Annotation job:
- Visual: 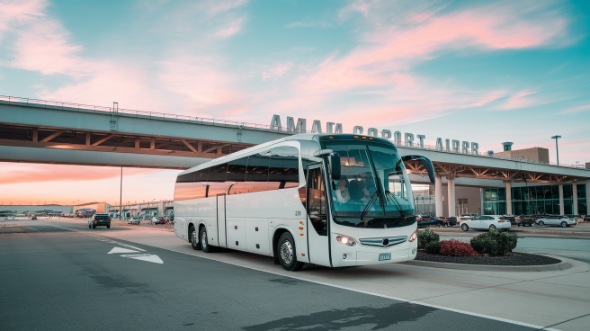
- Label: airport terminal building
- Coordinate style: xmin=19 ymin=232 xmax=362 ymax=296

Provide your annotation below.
xmin=408 ymin=141 xmax=589 ymax=218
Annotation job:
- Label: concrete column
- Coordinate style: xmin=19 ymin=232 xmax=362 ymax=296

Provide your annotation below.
xmin=447 ymin=177 xmax=456 ymax=217
xmin=435 ymin=175 xmax=443 ymax=217
xmin=558 ymin=183 xmax=565 ymax=215
xmin=572 ymin=183 xmax=578 ymax=215
xmin=504 ymin=181 xmax=512 ymax=215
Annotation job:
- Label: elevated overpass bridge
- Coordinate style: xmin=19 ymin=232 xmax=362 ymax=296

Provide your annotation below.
xmin=1 ymin=95 xmax=589 ymax=215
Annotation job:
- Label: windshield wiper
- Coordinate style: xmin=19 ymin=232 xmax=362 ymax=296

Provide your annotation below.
xmin=385 ymin=190 xmax=406 ymax=218
xmin=360 ymin=191 xmax=379 ymax=221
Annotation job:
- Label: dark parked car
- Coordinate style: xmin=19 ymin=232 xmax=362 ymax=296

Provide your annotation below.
xmin=517 ymin=215 xmax=535 ymax=227
xmin=416 ymin=215 xmax=436 ymax=228
xmin=88 ymin=213 xmax=111 ymax=229
xmin=500 ymin=215 xmax=517 ymax=226
xmin=434 ymin=216 xmax=457 ymax=227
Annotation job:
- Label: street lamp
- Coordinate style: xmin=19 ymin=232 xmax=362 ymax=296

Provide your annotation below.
xmin=551 ymin=135 xmax=561 ymax=166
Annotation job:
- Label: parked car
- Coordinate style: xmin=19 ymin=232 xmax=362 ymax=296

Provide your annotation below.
xmin=88 ymin=213 xmax=111 ymax=229
xmin=154 ymin=217 xmax=168 ymax=225
xmin=445 ymin=216 xmax=458 ymax=227
xmin=584 ymin=215 xmax=590 ymax=222
xmin=433 ymin=216 xmax=457 ymax=227
xmin=416 ymin=214 xmax=436 ymax=228
xmin=564 ymin=215 xmax=583 ymax=223
xmin=458 ymin=214 xmax=477 ymax=224
xmin=127 ymin=217 xmax=141 ymax=225
xmin=517 ymin=215 xmax=535 ymax=227
xmin=460 ymin=215 xmax=511 ymax=232
xmin=500 ymin=215 xmax=517 ymax=226
xmin=536 ymin=215 xmax=576 ymax=227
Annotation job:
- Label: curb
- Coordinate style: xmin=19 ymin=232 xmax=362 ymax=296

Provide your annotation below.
xmin=403 ymin=259 xmax=573 ymax=272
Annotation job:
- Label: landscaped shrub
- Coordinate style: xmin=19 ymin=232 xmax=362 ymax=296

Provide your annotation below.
xmin=418 ymin=228 xmax=439 ymax=250
xmin=425 ymin=240 xmax=441 ymax=254
xmin=439 ymin=239 xmax=479 ymax=257
xmin=470 ymin=230 xmax=518 ymax=256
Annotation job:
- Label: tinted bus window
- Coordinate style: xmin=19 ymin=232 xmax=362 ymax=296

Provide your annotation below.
xmin=245 ymin=153 xmax=272 ymax=193
xmin=206 ymin=164 xmax=228 ymax=197
xmin=269 ymin=146 xmax=299 ymax=189
xmin=227 ymin=157 xmax=247 ymax=195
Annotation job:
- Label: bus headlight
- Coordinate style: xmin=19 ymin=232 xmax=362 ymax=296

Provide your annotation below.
xmin=336 ymin=235 xmax=357 ymax=247
xmin=408 ymin=230 xmax=417 ymax=243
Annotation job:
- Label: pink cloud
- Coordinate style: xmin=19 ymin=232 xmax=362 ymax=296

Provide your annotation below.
xmin=11 ymin=19 xmax=89 ymax=76
xmin=561 ymin=104 xmax=590 ymax=114
xmin=0 ymin=0 xmax=45 ymax=33
xmin=157 ymin=53 xmax=245 ymax=111
xmin=270 ymin=0 xmax=571 ymax=127
xmin=497 ymin=89 xmax=542 ymax=110
xmin=261 ymin=62 xmax=294 ymax=81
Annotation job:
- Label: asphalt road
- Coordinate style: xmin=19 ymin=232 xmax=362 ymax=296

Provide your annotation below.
xmin=0 ymin=220 xmax=540 ymax=331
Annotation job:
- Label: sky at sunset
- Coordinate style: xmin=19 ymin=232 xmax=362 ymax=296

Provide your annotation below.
xmin=1 ymin=0 xmax=589 ymax=206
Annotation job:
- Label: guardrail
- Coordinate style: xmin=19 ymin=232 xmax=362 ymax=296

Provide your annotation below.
xmin=0 ymin=94 xmax=275 ymax=132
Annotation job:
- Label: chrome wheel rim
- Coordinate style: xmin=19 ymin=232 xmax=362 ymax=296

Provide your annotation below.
xmin=201 ymin=230 xmax=207 ymax=249
xmin=280 ymin=240 xmax=294 ymax=265
xmin=191 ymin=229 xmax=197 ymax=246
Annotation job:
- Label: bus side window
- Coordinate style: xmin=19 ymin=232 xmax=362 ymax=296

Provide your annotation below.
xmin=307 ymin=167 xmax=327 ymax=236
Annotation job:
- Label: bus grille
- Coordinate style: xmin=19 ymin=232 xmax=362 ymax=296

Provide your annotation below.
xmin=359 ymin=236 xmax=407 ymax=247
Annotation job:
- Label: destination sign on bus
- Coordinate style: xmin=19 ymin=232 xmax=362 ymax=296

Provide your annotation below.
xmin=269 ymin=114 xmax=479 ymax=156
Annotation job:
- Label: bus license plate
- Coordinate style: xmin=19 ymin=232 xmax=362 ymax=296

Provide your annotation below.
xmin=379 ymin=253 xmax=391 ymax=261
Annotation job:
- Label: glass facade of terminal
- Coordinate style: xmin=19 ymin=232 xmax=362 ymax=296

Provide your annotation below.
xmin=483 ymin=184 xmax=587 ymax=216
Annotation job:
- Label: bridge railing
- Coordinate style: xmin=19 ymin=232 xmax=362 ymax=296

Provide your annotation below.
xmin=0 ymin=94 xmax=275 ymax=132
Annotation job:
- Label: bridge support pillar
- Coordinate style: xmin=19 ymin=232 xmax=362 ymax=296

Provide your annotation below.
xmin=447 ymin=177 xmax=456 ymax=217
xmin=504 ymin=181 xmax=512 ymax=215
xmin=559 ymin=183 xmax=565 ymax=215
xmin=572 ymin=183 xmax=578 ymax=215
xmin=435 ymin=175 xmax=443 ymax=217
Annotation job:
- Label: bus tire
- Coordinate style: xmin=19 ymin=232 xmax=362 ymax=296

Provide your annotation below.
xmin=200 ymin=226 xmax=212 ymax=253
xmin=277 ymin=232 xmax=303 ymax=271
xmin=189 ymin=225 xmax=200 ymax=250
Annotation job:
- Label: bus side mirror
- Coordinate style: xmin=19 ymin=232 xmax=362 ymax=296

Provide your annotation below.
xmin=330 ymin=153 xmax=341 ymax=180
xmin=401 ymin=155 xmax=435 ymax=184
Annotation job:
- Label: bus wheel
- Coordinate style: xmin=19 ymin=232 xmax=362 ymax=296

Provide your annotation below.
xmin=200 ymin=226 xmax=211 ymax=253
xmin=277 ymin=232 xmax=303 ymax=271
xmin=189 ymin=225 xmax=200 ymax=250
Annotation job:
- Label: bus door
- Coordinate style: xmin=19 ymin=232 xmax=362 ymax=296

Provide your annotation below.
xmin=306 ymin=165 xmax=331 ymax=267
xmin=217 ymin=194 xmax=227 ymax=247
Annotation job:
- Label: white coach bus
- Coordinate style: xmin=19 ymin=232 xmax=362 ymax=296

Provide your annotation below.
xmin=174 ymin=134 xmax=434 ymax=271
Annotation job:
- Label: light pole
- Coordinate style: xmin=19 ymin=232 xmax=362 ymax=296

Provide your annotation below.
xmin=119 ymin=167 xmax=123 ymax=221
xmin=551 ymin=135 xmax=561 ymax=166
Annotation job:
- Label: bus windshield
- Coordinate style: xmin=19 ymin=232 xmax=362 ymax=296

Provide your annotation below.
xmin=322 ymin=140 xmax=415 ymax=228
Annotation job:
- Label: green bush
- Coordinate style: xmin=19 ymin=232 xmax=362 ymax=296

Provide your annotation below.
xmin=470 ymin=230 xmax=518 ymax=256
xmin=418 ymin=228 xmax=439 ymax=250
xmin=425 ymin=241 xmax=441 ymax=254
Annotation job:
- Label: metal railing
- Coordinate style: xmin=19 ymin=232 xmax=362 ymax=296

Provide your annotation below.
xmin=0 ymin=94 xmax=275 ymax=132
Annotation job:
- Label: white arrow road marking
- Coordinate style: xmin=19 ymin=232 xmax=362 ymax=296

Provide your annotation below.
xmin=100 ymin=240 xmax=145 ymax=252
xmin=120 ymin=253 xmax=164 ymax=264
xmin=108 ymin=247 xmax=139 ymax=254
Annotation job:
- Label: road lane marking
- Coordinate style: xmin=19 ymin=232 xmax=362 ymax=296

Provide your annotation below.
xmin=108 ymin=247 xmax=139 ymax=254
xmin=120 ymin=253 xmax=164 ymax=264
